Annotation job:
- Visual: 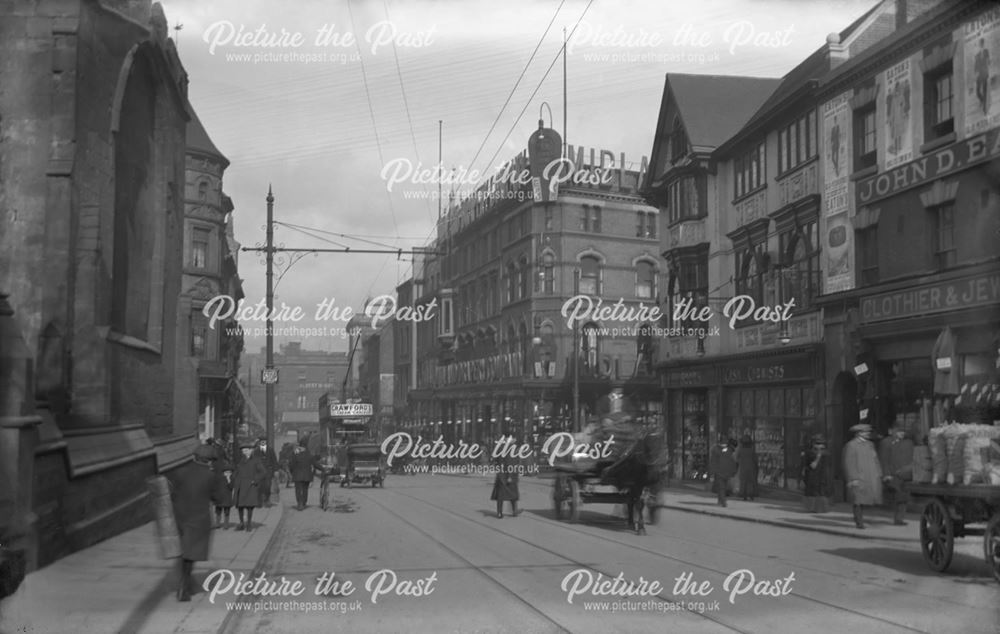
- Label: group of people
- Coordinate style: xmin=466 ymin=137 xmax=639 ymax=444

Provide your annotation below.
xmin=168 ymin=436 xmax=280 ymax=601
xmin=706 ymin=422 xmax=914 ymax=530
xmin=707 ymin=431 xmax=758 ymax=507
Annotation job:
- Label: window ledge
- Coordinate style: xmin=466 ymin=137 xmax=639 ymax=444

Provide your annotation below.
xmin=732 ymin=184 xmax=767 ymax=205
xmin=850 ymin=165 xmax=878 ymax=181
xmin=919 ymin=133 xmax=956 ymax=154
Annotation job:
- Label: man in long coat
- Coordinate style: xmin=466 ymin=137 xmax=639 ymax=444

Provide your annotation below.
xmin=289 ymin=442 xmax=315 ymax=510
xmin=879 ymin=420 xmax=914 ymax=526
xmin=170 ymin=445 xmax=221 ymax=601
xmin=233 ymin=444 xmax=268 ymax=531
xmin=843 ymin=423 xmax=883 ymax=529
xmin=254 ymin=437 xmax=279 ymax=507
xmin=709 ymin=435 xmax=738 ymax=507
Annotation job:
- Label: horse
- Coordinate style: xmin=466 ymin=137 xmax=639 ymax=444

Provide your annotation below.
xmin=601 ymin=431 xmax=667 ymax=535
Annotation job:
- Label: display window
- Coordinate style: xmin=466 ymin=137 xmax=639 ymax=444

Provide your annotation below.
xmin=681 ymin=390 xmax=709 ymax=480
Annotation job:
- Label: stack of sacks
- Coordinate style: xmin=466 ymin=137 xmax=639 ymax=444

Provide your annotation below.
xmin=929 ymin=424 xmax=1000 ymax=485
xmin=929 ymin=428 xmax=948 ymax=484
xmin=911 ymin=445 xmax=933 ymax=483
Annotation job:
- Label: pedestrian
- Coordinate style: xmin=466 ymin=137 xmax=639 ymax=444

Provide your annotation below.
xmin=735 ymin=430 xmax=757 ymax=501
xmin=289 ymin=441 xmax=315 ymax=510
xmin=801 ymin=434 xmax=831 ymax=513
xmin=213 ymin=462 xmax=235 ymax=529
xmin=254 ymin=437 xmax=279 ymax=507
xmin=170 ymin=445 xmax=221 ymax=602
xmin=709 ymin=434 xmax=738 ymax=507
xmin=490 ymin=453 xmax=520 ymax=518
xmin=879 ymin=420 xmax=914 ymax=526
xmin=843 ymin=423 xmax=883 ymax=529
xmin=279 ymin=442 xmax=295 ymax=488
xmin=233 ymin=443 xmax=268 ymax=531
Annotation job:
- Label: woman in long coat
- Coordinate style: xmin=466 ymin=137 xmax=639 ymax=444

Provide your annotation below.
xmin=233 ymin=444 xmax=268 ymax=531
xmin=843 ymin=423 xmax=883 ymax=528
xmin=735 ymin=432 xmax=757 ymax=501
xmin=801 ymin=435 xmax=831 ymax=513
xmin=490 ymin=454 xmax=520 ymax=518
xmin=170 ymin=445 xmax=220 ymax=601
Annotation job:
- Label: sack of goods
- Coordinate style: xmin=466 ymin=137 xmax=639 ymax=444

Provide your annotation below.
xmin=911 ymin=445 xmax=933 ymax=483
xmin=926 ymin=424 xmax=1000 ymax=485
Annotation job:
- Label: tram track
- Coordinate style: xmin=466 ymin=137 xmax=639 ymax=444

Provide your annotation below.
xmin=360 ymin=482 xmax=933 ymax=634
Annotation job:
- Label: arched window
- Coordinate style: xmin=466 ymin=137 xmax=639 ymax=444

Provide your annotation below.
xmin=780 ymin=220 xmax=820 ymax=310
xmin=578 ymin=255 xmax=601 ymax=295
xmin=198 ymin=179 xmax=209 ymax=201
xmin=636 ymin=260 xmax=656 ymax=299
xmin=541 ymin=252 xmax=555 ymax=294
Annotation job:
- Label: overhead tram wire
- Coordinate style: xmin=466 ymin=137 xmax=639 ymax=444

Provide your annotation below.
xmin=274 ymin=221 xmax=405 ymax=251
xmin=479 ymin=0 xmax=595 ymax=184
xmin=347 ymin=0 xmax=400 ymax=239
xmin=463 ymin=0 xmax=566 ymax=182
xmin=383 ymin=0 xmax=436 ymax=225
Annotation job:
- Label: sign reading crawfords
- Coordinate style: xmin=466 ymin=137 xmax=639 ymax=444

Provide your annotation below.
xmin=329 ymin=403 xmax=374 ymax=417
xmin=856 ymin=126 xmax=1000 ymax=205
xmin=860 ymin=271 xmax=1000 ymax=323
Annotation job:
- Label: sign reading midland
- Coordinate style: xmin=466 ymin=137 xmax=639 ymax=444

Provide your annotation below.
xmin=855 ymin=127 xmax=1000 ymax=205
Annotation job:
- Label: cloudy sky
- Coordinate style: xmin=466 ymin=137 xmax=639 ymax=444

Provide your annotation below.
xmin=163 ymin=0 xmax=878 ymax=353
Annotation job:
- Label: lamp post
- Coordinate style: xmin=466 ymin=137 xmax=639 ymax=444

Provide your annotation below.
xmin=572 ymin=268 xmax=581 ymax=432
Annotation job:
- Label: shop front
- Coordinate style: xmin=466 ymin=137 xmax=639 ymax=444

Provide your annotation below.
xmin=663 ymin=366 xmax=717 ymax=483
xmin=854 ymin=265 xmax=1000 ymax=439
xmin=719 ymin=350 xmax=823 ymax=492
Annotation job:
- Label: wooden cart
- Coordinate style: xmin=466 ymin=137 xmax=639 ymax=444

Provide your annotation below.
xmin=905 ymin=482 xmax=1000 ymax=583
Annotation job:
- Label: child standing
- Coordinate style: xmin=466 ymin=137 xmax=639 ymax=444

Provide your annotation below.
xmin=213 ymin=462 xmax=235 ymax=529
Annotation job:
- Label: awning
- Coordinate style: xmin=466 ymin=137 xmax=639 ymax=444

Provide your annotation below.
xmin=232 ymin=378 xmax=265 ymax=427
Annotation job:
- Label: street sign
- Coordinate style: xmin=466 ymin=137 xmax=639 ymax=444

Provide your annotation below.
xmin=329 ymin=402 xmax=373 ymax=417
xmin=261 ymin=368 xmax=279 ymax=384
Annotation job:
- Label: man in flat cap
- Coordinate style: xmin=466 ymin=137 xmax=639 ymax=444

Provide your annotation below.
xmin=879 ymin=420 xmax=914 ymax=525
xmin=843 ymin=423 xmax=883 ymax=529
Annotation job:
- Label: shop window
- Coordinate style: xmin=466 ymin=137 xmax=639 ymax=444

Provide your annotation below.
xmin=578 ymin=256 xmax=601 ymax=296
xmin=924 ymin=64 xmax=954 ymax=140
xmin=853 ymin=105 xmax=877 ymax=171
xmin=681 ymin=390 xmax=709 ymax=480
xmin=933 ymin=204 xmax=956 ymax=269
xmin=635 ymin=260 xmax=656 ymax=299
xmin=857 ymin=226 xmax=879 ymax=285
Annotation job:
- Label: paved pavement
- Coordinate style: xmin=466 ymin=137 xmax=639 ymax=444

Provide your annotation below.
xmin=0 ymin=498 xmax=284 ymax=634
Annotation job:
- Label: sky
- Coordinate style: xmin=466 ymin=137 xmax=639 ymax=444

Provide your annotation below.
xmin=163 ymin=0 xmax=880 ymax=353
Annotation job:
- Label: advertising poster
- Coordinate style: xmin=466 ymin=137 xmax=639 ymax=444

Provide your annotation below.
xmin=821 ymin=92 xmax=855 ymax=294
xmin=964 ymin=6 xmax=1000 ymax=136
xmin=883 ymin=59 xmax=913 ymax=169
xmin=1 ymin=2 xmax=999 ymax=634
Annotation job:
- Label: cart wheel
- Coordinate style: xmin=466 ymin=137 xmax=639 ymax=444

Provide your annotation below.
xmin=920 ymin=498 xmax=955 ymax=573
xmin=568 ymin=478 xmax=581 ymax=523
xmin=553 ymin=476 xmax=567 ymax=520
xmin=984 ymin=513 xmax=1000 ymax=583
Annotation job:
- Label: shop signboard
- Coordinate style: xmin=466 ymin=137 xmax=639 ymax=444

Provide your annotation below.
xmin=860 ymin=271 xmax=1000 ymax=323
xmin=720 ymin=355 xmax=815 ymax=385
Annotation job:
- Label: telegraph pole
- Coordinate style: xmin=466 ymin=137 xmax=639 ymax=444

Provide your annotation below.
xmin=265 ymin=186 xmax=275 ymax=450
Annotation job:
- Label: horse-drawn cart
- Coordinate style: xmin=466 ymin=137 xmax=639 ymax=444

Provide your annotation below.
xmin=550 ymin=419 xmax=666 ymax=535
xmin=905 ymin=482 xmax=1000 ymax=583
